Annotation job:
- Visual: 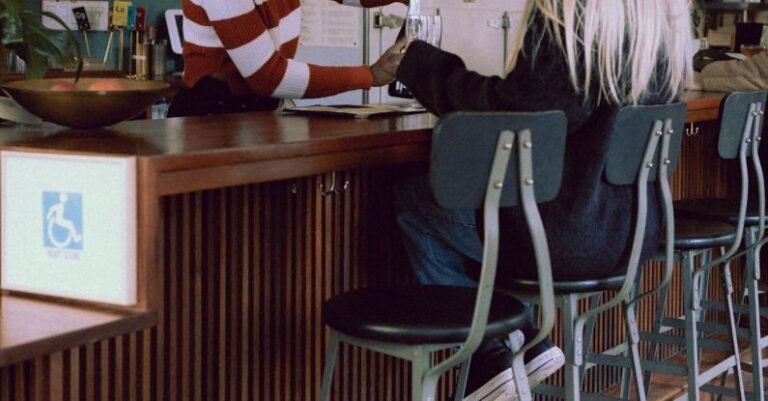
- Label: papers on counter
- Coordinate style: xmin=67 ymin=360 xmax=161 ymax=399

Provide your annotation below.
xmin=283 ymin=103 xmax=426 ymax=119
xmin=724 ymin=52 xmax=748 ymax=61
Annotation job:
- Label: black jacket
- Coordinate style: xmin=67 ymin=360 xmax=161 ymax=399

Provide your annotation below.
xmin=397 ymin=13 xmax=671 ymax=281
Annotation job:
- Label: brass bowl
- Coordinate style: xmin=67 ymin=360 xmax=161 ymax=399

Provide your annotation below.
xmin=2 ymin=78 xmax=171 ymax=129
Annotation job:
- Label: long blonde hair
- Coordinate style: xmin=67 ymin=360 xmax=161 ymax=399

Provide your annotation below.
xmin=508 ymin=0 xmax=693 ymax=104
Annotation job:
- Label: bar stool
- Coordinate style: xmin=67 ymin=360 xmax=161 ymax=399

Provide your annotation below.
xmin=319 ymin=111 xmax=567 ymax=401
xmin=651 ymin=91 xmax=767 ymax=401
xmin=502 ymin=103 xmax=687 ymax=401
xmin=641 ymin=220 xmax=745 ymax=401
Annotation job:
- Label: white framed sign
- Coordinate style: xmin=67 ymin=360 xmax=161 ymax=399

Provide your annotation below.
xmin=1 ymin=151 xmax=137 ymax=306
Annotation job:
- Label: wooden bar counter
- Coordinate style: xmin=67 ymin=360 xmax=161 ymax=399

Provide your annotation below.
xmin=0 ymin=91 xmax=735 ymax=401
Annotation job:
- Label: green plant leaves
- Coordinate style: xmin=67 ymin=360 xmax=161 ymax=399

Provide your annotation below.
xmin=0 ymin=0 xmax=82 ymax=81
xmin=0 ymin=0 xmax=24 ymax=45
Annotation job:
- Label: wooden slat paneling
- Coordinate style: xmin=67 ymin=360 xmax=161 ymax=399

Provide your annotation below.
xmin=0 ymin=119 xmax=747 ymax=400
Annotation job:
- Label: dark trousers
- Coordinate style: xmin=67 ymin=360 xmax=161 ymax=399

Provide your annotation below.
xmin=167 ymin=76 xmax=280 ymax=118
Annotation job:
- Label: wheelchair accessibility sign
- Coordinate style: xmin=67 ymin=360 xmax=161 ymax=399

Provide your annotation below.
xmin=43 ymin=191 xmax=83 ymax=250
xmin=2 ymin=151 xmax=137 ymax=305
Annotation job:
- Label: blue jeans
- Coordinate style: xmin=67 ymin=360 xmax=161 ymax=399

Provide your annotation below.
xmin=394 ymin=173 xmax=482 ymax=287
xmin=394 ymin=173 xmax=537 ymax=336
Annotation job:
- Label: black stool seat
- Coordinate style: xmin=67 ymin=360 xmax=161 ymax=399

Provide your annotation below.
xmin=322 ymin=286 xmax=527 ymax=344
xmin=505 ymin=275 xmax=626 ymax=294
xmin=675 ymin=198 xmax=768 ymax=226
xmin=671 ymin=216 xmax=737 ymax=250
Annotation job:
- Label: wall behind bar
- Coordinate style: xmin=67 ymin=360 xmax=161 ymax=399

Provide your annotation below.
xmin=22 ymin=0 xmax=182 ymax=73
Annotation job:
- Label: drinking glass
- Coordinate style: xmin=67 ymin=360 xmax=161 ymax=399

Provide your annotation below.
xmin=405 ymin=14 xmax=442 ymax=47
xmin=388 ymin=13 xmax=442 ymax=100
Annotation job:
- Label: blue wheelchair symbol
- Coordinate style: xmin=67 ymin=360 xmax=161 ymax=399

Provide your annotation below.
xmin=43 ymin=191 xmax=83 ymax=250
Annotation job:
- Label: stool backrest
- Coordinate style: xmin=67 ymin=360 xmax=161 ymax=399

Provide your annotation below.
xmin=431 ymin=111 xmax=567 ymax=209
xmin=718 ymin=91 xmax=766 ymax=159
xmin=600 ymin=103 xmax=686 ymax=312
xmin=427 ymin=111 xmax=566 ymax=379
xmin=605 ymin=103 xmax=686 ymax=185
xmin=719 ymin=91 xmax=767 ymax=253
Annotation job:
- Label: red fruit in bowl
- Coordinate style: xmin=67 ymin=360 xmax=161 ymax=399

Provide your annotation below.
xmin=87 ymin=79 xmax=125 ymax=91
xmin=50 ymin=82 xmax=77 ymax=91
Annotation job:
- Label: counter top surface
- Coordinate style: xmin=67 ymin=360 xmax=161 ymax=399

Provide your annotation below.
xmin=0 ymin=109 xmax=437 ymax=159
xmin=682 ymin=89 xmax=726 ymax=110
xmin=0 ymin=294 xmax=156 ymax=367
xmin=0 ymin=90 xmax=727 ymax=193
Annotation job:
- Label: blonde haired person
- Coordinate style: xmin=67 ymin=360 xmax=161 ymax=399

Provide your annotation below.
xmin=393 ymin=1 xmax=693 ymax=400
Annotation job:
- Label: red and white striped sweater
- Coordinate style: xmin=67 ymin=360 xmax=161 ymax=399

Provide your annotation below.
xmin=183 ymin=0 xmax=400 ymax=98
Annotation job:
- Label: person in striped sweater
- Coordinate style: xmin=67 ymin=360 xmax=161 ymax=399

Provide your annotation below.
xmin=168 ymin=0 xmax=407 ymax=117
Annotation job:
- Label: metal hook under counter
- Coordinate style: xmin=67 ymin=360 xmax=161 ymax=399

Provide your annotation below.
xmin=685 ymin=122 xmax=700 ymax=137
xmin=318 ymin=172 xmax=350 ymax=196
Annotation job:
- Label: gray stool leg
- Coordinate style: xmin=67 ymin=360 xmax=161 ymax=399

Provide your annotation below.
xmin=562 ymin=294 xmax=582 ymax=401
xmin=744 ymin=228 xmax=766 ymax=401
xmin=696 ymin=250 xmax=712 ymax=362
xmin=747 ymin=239 xmax=766 ymax=401
xmin=621 ymin=281 xmax=642 ymax=401
xmin=453 ymin=358 xmax=471 ymax=401
xmin=722 ymin=263 xmax=747 ymax=401
xmin=683 ymin=250 xmax=702 ymax=401
xmin=625 ymin=299 xmax=648 ymax=401
xmin=644 ymin=269 xmax=671 ymax=393
xmin=693 ymin=250 xmax=710 ymax=383
xmin=737 ymin=227 xmax=758 ymax=326
xmin=319 ymin=331 xmax=341 ymax=401
xmin=412 ymin=347 xmax=432 ymax=401
xmin=580 ymin=293 xmax=601 ymax=384
xmin=510 ymin=332 xmax=533 ymax=401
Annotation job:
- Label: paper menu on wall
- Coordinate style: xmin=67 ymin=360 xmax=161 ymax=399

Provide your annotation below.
xmin=300 ymin=0 xmax=361 ymax=48
xmin=42 ymin=0 xmax=110 ymax=31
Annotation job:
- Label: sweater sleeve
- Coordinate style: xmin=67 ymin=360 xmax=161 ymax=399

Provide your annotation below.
xmin=396 ymin=8 xmax=679 ymax=116
xmin=396 ymin=31 xmax=590 ymax=124
xmin=700 ymin=52 xmax=768 ymax=92
xmin=189 ymin=0 xmax=374 ymax=98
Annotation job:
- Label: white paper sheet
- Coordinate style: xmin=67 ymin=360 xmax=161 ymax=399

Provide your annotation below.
xmin=42 ymin=0 xmax=110 ymax=31
xmin=300 ymin=0 xmax=361 ymax=48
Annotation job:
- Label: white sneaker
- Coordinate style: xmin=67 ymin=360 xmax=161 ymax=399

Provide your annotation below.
xmin=462 ymin=334 xmax=565 ymax=401
xmin=525 ymin=345 xmax=565 ymax=388
xmin=463 ymin=368 xmax=517 ymax=401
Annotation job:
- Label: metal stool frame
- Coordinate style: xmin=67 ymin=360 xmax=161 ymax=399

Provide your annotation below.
xmin=319 ymin=111 xmax=567 ymax=401
xmin=642 ymin=92 xmax=767 ymax=401
xmin=504 ymin=103 xmax=687 ymax=401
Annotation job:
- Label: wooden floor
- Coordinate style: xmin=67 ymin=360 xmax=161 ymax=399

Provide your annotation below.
xmin=604 ymin=346 xmax=767 ymax=401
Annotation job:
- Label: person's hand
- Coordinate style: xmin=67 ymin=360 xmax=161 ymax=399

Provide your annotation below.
xmin=370 ymin=38 xmax=408 ymax=86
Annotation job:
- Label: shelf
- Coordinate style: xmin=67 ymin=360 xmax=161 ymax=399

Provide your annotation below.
xmin=700 ymin=1 xmax=768 ymax=11
xmin=2 ymin=69 xmax=126 ymax=82
xmin=0 ymin=294 xmax=156 ymax=367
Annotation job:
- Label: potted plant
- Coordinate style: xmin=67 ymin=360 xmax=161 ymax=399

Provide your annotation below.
xmin=0 ymin=0 xmax=82 ymax=80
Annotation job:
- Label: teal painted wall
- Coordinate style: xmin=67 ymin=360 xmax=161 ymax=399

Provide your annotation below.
xmin=25 ymin=0 xmax=182 ymax=73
